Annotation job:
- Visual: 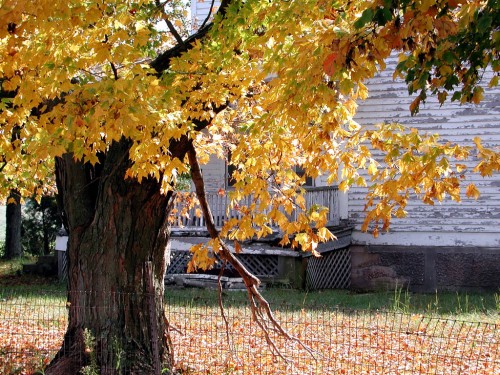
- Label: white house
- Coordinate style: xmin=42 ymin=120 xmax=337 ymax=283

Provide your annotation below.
xmin=349 ymin=57 xmax=500 ymax=291
xmin=167 ymin=1 xmax=500 ymax=291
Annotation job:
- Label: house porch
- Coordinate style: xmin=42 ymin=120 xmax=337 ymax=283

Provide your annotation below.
xmin=167 ymin=186 xmax=353 ymax=289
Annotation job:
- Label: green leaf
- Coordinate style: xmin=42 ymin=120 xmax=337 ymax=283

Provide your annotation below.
xmin=353 ymin=8 xmax=374 ymax=29
xmin=451 ymin=91 xmax=462 ymax=101
xmin=476 ymin=14 xmax=492 ymax=32
xmin=374 ymin=7 xmax=392 ymax=26
xmin=442 ymin=51 xmax=455 ymax=64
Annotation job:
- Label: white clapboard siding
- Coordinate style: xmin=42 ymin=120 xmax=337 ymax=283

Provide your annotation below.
xmin=351 ymin=55 xmax=500 ymax=247
xmin=191 ymin=0 xmax=219 ymax=31
xmin=190 ymin=1 xmax=499 ymax=247
xmin=201 ymin=154 xmax=227 ymax=191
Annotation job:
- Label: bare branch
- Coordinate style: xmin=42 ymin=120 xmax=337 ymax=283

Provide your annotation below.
xmin=0 ymin=156 xmax=6 ymax=173
xmin=110 ymin=62 xmax=119 ymax=80
xmin=150 ymin=0 xmax=232 ymax=73
xmin=217 ymin=262 xmax=236 ymax=358
xmin=199 ymin=0 xmax=217 ymax=30
xmin=155 ymin=0 xmax=185 ymax=47
xmin=187 ymin=141 xmax=316 ymax=362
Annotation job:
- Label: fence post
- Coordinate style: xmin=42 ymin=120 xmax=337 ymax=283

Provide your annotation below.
xmin=145 ymin=261 xmax=161 ymax=375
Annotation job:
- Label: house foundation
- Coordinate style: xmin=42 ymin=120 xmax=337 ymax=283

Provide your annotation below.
xmin=350 ymin=245 xmax=500 ymax=292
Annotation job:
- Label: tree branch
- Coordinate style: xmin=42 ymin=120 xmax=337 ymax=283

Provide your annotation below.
xmin=187 ymin=141 xmax=316 ymax=361
xmin=150 ymin=0 xmax=232 ymax=73
xmin=217 ymin=261 xmax=236 ymax=359
xmin=187 ymin=141 xmax=260 ymax=284
xmin=110 ymin=62 xmax=119 ymax=80
xmin=155 ymin=0 xmax=185 ymax=47
xmin=199 ymin=0 xmax=217 ymax=31
xmin=0 ymin=157 xmax=6 ymax=173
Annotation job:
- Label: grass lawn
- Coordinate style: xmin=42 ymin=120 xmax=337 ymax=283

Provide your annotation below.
xmin=1 ymin=257 xmax=498 ymax=320
xmin=166 ymin=286 xmax=500 ymax=322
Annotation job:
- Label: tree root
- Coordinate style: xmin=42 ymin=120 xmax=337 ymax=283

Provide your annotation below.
xmin=44 ymin=327 xmax=88 ymax=375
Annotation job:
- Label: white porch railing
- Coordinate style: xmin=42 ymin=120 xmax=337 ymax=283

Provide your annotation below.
xmin=171 ymin=186 xmax=340 ymax=229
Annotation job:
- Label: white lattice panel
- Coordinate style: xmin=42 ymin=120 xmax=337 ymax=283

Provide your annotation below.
xmin=237 ymin=255 xmax=279 ymax=277
xmin=306 ymin=248 xmax=351 ymax=290
xmin=166 ymin=251 xmax=280 ymax=278
xmin=167 ymin=251 xmax=192 ymax=274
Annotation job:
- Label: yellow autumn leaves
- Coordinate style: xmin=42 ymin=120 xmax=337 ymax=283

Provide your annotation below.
xmin=0 ymin=0 xmax=498 ymax=252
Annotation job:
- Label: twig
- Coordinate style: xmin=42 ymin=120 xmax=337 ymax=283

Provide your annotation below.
xmin=110 ymin=62 xmax=119 ymax=80
xmin=199 ymin=0 xmax=217 ymax=30
xmin=164 ymin=313 xmax=183 ymax=335
xmin=163 ymin=312 xmax=177 ymax=369
xmin=150 ymin=0 xmax=232 ymax=73
xmin=155 ymin=0 xmax=185 ymax=47
xmin=187 ymin=141 xmax=317 ymax=362
xmin=0 ymin=159 xmax=6 ymax=173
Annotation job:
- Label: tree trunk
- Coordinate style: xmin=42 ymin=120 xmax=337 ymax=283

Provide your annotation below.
xmin=47 ymin=139 xmax=175 ymax=374
xmin=4 ymin=189 xmax=22 ymax=259
xmin=42 ymin=208 xmax=50 ymax=255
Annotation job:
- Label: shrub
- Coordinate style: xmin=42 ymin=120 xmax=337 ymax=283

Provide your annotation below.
xmin=21 ymin=197 xmax=62 ymax=255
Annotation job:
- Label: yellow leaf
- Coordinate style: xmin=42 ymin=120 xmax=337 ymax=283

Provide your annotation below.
xmin=339 ymin=180 xmax=349 ymax=192
xmin=295 ymin=194 xmax=306 ymax=210
xmin=317 ymin=227 xmax=335 ymax=241
xmin=465 ymin=183 xmax=480 ymax=200
xmin=367 ymin=161 xmax=378 ymax=175
xmin=471 ymin=87 xmax=484 ymax=105
xmin=7 ymin=197 xmax=18 ymax=205
xmin=489 ymin=75 xmax=499 ymax=88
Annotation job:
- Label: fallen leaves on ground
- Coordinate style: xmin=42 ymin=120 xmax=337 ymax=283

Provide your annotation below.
xmin=167 ymin=304 xmax=499 ymax=375
xmin=0 ymin=298 xmax=498 ymax=374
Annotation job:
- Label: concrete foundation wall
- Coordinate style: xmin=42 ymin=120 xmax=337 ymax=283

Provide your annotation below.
xmin=351 ymin=245 xmax=500 ymax=292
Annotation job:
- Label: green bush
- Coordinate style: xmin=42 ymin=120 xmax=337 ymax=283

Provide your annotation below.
xmin=21 ymin=197 xmax=62 ymax=255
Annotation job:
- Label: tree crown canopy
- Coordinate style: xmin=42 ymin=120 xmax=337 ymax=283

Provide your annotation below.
xmin=1 ymin=0 xmax=499 ymax=252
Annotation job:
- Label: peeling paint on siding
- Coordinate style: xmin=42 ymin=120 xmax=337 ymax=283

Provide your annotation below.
xmin=351 ymin=56 xmax=500 ymax=247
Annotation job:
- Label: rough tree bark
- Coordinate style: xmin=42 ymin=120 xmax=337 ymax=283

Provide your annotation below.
xmin=47 ymin=139 xmax=179 ymax=374
xmin=4 ymin=189 xmax=22 ymax=259
xmin=0 ymin=86 xmax=21 ymax=260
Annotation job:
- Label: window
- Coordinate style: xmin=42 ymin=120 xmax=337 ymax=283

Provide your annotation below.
xmin=295 ymin=165 xmax=314 ymax=187
xmin=227 ymin=162 xmax=237 ymax=188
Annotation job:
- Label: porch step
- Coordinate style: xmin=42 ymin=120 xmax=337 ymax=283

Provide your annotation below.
xmin=167 ymin=274 xmax=264 ymax=291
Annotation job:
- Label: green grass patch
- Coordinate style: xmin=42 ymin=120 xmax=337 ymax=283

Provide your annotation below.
xmin=0 ymin=255 xmax=35 ymax=277
xmin=165 ymin=286 xmax=499 ymax=322
xmin=1 ymin=257 xmax=497 ymax=321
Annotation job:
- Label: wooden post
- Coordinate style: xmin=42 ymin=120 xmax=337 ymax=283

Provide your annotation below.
xmin=145 ymin=261 xmax=161 ymax=375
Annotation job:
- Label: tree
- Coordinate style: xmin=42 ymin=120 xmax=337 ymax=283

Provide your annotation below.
xmin=21 ymin=196 xmax=62 ymax=255
xmin=0 ymin=0 xmax=498 ymax=372
xmin=1 ymin=81 xmax=21 ymax=260
xmin=3 ymin=189 xmax=21 ymax=259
